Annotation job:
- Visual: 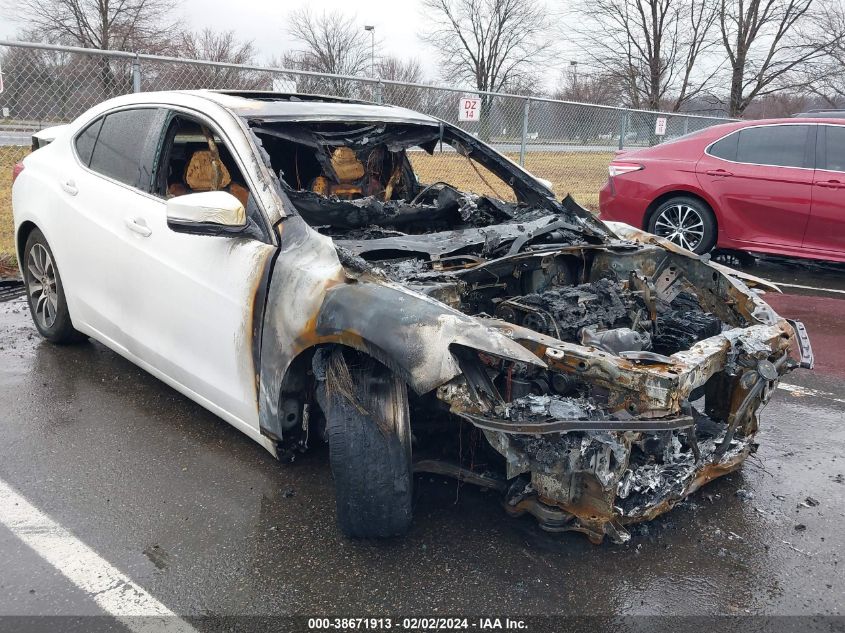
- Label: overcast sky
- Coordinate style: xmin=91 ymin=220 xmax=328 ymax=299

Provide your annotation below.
xmin=192 ymin=0 xmax=431 ymax=66
xmin=1 ymin=0 xmax=566 ymax=89
xmin=2 ymin=0 xmax=437 ymax=74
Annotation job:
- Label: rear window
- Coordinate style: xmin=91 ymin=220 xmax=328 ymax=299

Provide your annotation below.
xmin=88 ymin=108 xmax=165 ymax=191
xmin=74 ymin=118 xmax=103 ymax=166
xmin=708 ymin=132 xmax=738 ymax=161
xmin=735 ymin=125 xmax=811 ymax=168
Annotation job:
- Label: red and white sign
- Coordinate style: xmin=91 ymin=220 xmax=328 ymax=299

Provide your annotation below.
xmin=459 ymin=96 xmax=481 ymax=121
xmin=655 ymin=116 xmax=667 ymax=136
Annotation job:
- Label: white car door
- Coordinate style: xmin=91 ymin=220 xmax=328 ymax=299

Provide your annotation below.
xmin=56 ymin=107 xmax=169 ymax=350
xmin=114 ymin=109 xmax=277 ymax=437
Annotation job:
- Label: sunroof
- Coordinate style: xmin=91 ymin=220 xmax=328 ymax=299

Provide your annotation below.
xmin=211 ymin=90 xmax=373 ymax=105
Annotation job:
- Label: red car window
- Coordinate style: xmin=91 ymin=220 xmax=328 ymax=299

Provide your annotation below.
xmin=735 ymin=125 xmax=811 ymax=168
xmin=823 ymin=125 xmax=845 ymax=172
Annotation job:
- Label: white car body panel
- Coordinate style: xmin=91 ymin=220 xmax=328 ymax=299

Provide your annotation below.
xmin=32 ymin=124 xmax=69 ymax=147
xmin=12 ymin=91 xmax=281 ymax=456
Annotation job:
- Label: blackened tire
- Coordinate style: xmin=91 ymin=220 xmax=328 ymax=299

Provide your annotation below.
xmin=22 ymin=228 xmax=86 ymax=344
xmin=647 ymin=196 xmax=717 ymax=254
xmin=324 ymin=354 xmax=413 ymax=539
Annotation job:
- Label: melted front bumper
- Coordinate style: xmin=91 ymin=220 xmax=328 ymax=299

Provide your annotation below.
xmin=441 ymin=318 xmax=809 ymax=543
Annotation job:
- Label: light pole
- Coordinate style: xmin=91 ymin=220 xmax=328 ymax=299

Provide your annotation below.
xmin=364 ymin=25 xmax=375 ymax=79
xmin=570 ymin=60 xmax=578 ymax=89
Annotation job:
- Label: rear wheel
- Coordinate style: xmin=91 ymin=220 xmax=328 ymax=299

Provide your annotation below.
xmin=22 ymin=229 xmax=85 ymax=344
xmin=648 ymin=196 xmax=717 ymax=254
xmin=321 ymin=350 xmax=413 ymax=538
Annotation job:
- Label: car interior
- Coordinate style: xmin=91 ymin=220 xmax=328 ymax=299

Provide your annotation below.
xmin=251 ymin=120 xmax=523 ymax=236
xmin=156 ymin=115 xmax=251 ymax=207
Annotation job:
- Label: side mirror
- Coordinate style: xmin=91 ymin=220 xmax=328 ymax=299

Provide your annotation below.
xmin=166 ymin=191 xmax=246 ymax=233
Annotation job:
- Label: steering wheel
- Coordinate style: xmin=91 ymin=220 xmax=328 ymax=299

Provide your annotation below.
xmin=410 ymin=181 xmax=454 ymax=205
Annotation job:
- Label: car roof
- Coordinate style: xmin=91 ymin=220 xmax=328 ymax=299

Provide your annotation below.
xmin=793 ymin=110 xmax=845 ymax=118
xmin=725 ymin=116 xmax=845 ymax=129
xmin=749 ymin=116 xmax=845 ymax=124
xmin=691 ymin=116 xmax=845 ymax=140
xmin=79 ymin=90 xmax=443 ymax=128
xmin=192 ymin=90 xmax=442 ymax=125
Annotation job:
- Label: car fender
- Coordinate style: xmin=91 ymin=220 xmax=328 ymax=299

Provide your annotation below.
xmin=256 ymin=216 xmax=545 ymax=441
xmin=12 ymin=150 xmax=65 ymax=269
xmin=605 ymin=222 xmax=782 ymax=295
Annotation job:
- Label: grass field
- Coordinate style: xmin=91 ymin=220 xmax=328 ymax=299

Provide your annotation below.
xmin=0 ymin=147 xmax=612 ymax=271
xmin=0 ymin=146 xmax=29 ymax=275
xmin=409 ymin=151 xmax=612 ymax=210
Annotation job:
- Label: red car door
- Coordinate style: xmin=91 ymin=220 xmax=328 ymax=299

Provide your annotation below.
xmin=804 ymin=123 xmax=845 ymax=256
xmin=696 ymin=124 xmax=815 ymax=250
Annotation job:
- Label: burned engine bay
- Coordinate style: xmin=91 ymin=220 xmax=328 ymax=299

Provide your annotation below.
xmin=251 ymin=117 xmax=811 ymax=544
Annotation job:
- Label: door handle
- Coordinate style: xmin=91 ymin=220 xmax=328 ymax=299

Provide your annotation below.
xmin=705 ymin=169 xmax=733 ymax=177
xmin=124 ymin=217 xmax=152 ymax=237
xmin=815 ymin=179 xmax=844 ymax=189
xmin=60 ymin=178 xmax=78 ymax=196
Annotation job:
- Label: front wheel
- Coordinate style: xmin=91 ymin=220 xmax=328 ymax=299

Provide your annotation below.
xmin=647 ymin=196 xmax=717 ymax=254
xmin=321 ymin=350 xmax=413 ymax=539
xmin=22 ymin=229 xmax=86 ymax=344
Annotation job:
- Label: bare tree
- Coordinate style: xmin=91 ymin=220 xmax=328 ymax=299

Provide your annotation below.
xmin=178 ymin=29 xmax=256 ymax=65
xmin=378 ymin=56 xmax=426 ymax=108
xmin=281 ymin=9 xmax=375 ymax=97
xmin=812 ymin=2 xmax=845 ymax=106
xmin=718 ymin=0 xmax=843 ymax=116
xmin=161 ymin=29 xmax=267 ymax=90
xmin=742 ymin=91 xmax=814 ymax=117
xmin=420 ymin=0 xmax=552 ymax=138
xmin=10 ymin=0 xmax=179 ymax=51
xmin=0 ymin=32 xmax=83 ymax=120
xmin=378 ymin=57 xmax=423 ymax=84
xmin=572 ymin=0 xmax=720 ymax=112
xmin=552 ymin=68 xmax=626 ymax=106
xmin=9 ymin=0 xmax=180 ymax=96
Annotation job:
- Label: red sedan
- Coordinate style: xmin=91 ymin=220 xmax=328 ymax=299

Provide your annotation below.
xmin=599 ymin=118 xmax=845 ymax=261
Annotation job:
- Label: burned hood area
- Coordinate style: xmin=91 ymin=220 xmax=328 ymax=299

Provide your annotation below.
xmin=250 ymin=116 xmax=809 ymax=544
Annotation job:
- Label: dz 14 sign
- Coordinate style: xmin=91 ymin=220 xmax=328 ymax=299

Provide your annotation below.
xmin=459 ymin=97 xmax=481 ymax=121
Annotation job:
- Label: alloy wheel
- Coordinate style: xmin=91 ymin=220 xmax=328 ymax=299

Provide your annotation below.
xmin=653 ymin=204 xmax=705 ymax=251
xmin=27 ymin=243 xmax=58 ymax=329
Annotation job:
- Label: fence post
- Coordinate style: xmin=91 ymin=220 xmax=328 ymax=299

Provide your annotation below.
xmin=683 ymin=116 xmax=689 ymax=136
xmin=131 ymin=54 xmax=141 ymax=93
xmin=519 ymin=97 xmax=531 ymax=167
xmin=618 ymin=110 xmax=628 ymax=150
xmin=375 ymin=79 xmax=383 ymax=105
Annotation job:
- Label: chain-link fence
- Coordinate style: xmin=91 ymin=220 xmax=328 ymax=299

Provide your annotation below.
xmin=0 ymin=39 xmax=733 ymax=262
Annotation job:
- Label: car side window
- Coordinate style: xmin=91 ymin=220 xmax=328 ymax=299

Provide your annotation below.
xmin=708 ymin=132 xmax=738 ymax=161
xmin=823 ymin=125 xmax=845 ymax=172
xmin=74 ymin=117 xmax=104 ymax=167
xmin=88 ymin=108 xmax=166 ymax=192
xmin=153 ymin=113 xmax=252 ymax=210
xmin=735 ymin=125 xmax=811 ymax=168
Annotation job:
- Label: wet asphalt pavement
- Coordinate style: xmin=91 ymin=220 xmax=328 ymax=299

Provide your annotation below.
xmin=0 ymin=258 xmax=844 ymax=631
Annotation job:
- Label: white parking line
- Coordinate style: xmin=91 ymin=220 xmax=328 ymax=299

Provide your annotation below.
xmin=776 ymin=282 xmax=845 ymax=295
xmin=778 ymin=382 xmax=845 ymax=405
xmin=0 ymin=478 xmax=198 ymax=633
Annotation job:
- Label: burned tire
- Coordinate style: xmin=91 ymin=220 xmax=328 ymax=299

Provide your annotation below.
xmin=647 ymin=196 xmax=717 ymax=254
xmin=322 ymin=351 xmax=413 ymax=539
xmin=22 ymin=228 xmax=86 ymax=344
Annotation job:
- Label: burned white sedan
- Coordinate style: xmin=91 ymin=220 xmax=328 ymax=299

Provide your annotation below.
xmin=12 ymin=90 xmax=812 ymax=543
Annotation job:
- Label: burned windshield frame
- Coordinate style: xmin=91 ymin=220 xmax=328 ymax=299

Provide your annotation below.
xmin=246 ymin=116 xmax=613 ymax=241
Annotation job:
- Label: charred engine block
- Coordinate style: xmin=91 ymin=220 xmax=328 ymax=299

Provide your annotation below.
xmin=493 ymin=278 xmax=640 ymax=342
xmin=653 ymin=294 xmax=723 ymax=356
